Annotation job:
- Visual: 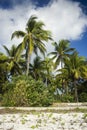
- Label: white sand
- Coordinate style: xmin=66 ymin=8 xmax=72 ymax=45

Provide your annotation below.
xmin=0 ymin=112 xmax=87 ymax=130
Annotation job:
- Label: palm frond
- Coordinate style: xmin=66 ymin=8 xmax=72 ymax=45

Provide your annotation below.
xmin=48 ymin=52 xmax=57 ymax=57
xmin=65 ymin=48 xmax=75 ymax=53
xmin=14 ymin=43 xmax=24 ymax=61
xmin=3 ymin=45 xmax=10 ymax=56
xmin=26 ymin=15 xmax=37 ymax=32
xmin=11 ymin=31 xmax=26 ymax=40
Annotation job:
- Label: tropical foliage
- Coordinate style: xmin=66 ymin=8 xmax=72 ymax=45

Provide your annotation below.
xmin=0 ymin=15 xmax=87 ymax=106
xmin=11 ymin=15 xmax=52 ymax=76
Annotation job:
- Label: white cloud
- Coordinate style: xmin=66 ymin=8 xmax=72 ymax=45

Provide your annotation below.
xmin=0 ymin=0 xmax=87 ymax=53
xmin=35 ymin=0 xmax=87 ymax=40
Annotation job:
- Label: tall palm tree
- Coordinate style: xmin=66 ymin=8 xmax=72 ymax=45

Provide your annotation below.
xmin=49 ymin=39 xmax=75 ymax=69
xmin=64 ymin=51 xmax=87 ymax=102
xmin=11 ymin=15 xmax=52 ymax=76
xmin=49 ymin=39 xmax=75 ymax=90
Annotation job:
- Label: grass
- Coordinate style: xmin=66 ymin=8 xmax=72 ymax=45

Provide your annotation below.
xmin=0 ymin=107 xmax=87 ymax=114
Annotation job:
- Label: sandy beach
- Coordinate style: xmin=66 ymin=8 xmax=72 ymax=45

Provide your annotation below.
xmin=0 ymin=112 xmax=87 ymax=130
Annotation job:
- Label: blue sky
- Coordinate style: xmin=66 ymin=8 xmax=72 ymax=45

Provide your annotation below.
xmin=71 ymin=0 xmax=87 ymax=57
xmin=0 ymin=0 xmax=87 ymax=57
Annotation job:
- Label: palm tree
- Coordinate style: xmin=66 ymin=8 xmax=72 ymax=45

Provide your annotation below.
xmin=64 ymin=51 xmax=87 ymax=102
xmin=3 ymin=44 xmax=23 ymax=76
xmin=49 ymin=39 xmax=75 ymax=91
xmin=49 ymin=39 xmax=75 ymax=69
xmin=11 ymin=15 xmax=52 ymax=76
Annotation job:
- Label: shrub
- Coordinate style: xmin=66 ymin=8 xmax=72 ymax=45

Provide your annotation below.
xmin=1 ymin=90 xmax=15 ymax=106
xmin=12 ymin=80 xmax=28 ymax=106
xmin=79 ymin=92 xmax=87 ymax=102
xmin=2 ymin=75 xmax=53 ymax=106
xmin=60 ymin=94 xmax=74 ymax=102
xmin=54 ymin=94 xmax=74 ymax=102
xmin=26 ymin=79 xmax=53 ymax=106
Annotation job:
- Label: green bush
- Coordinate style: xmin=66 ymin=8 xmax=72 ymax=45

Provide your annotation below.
xmin=12 ymin=80 xmax=29 ymax=106
xmin=79 ymin=92 xmax=87 ymax=102
xmin=1 ymin=81 xmax=16 ymax=106
xmin=60 ymin=94 xmax=74 ymax=102
xmin=27 ymin=80 xmax=53 ymax=106
xmin=1 ymin=90 xmax=15 ymax=106
xmin=54 ymin=94 xmax=74 ymax=102
xmin=2 ymin=75 xmax=53 ymax=106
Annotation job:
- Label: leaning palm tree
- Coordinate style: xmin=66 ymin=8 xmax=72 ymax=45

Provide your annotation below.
xmin=11 ymin=15 xmax=52 ymax=76
xmin=49 ymin=39 xmax=75 ymax=69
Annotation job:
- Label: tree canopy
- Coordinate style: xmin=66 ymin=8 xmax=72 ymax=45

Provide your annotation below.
xmin=0 ymin=15 xmax=87 ymax=106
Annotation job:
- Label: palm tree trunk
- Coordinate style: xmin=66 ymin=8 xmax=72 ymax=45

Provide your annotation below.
xmin=61 ymin=60 xmax=65 ymax=93
xmin=64 ymin=81 xmax=68 ymax=94
xmin=26 ymin=53 xmax=30 ymax=76
xmin=45 ymin=77 xmax=48 ymax=87
xmin=61 ymin=60 xmax=63 ymax=69
xmin=66 ymin=85 xmax=68 ymax=95
xmin=33 ymin=72 xmax=37 ymax=80
xmin=26 ymin=34 xmax=32 ymax=76
xmin=74 ymin=80 xmax=78 ymax=102
xmin=46 ymin=69 xmax=49 ymax=87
